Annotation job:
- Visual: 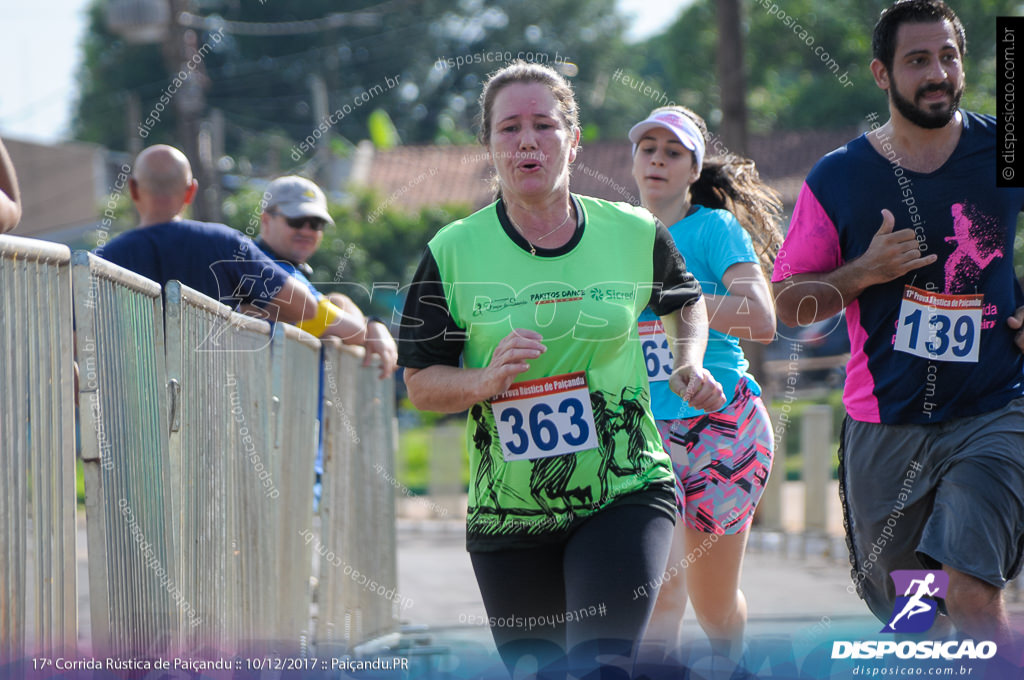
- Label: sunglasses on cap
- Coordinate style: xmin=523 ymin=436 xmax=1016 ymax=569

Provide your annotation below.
xmin=270 ymin=210 xmax=327 ymax=232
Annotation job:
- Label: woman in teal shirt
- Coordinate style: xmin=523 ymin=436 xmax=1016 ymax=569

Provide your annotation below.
xmin=630 ymin=105 xmax=783 ymax=663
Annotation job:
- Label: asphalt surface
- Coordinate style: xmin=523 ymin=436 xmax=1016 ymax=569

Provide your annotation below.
xmin=67 ymin=494 xmax=1024 ymax=679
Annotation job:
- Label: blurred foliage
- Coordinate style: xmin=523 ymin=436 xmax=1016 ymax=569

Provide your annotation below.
xmin=73 ymin=0 xmax=636 ymax=166
xmin=396 ymin=408 xmax=472 ymax=493
xmin=635 ymin=0 xmax=1024 ymax=133
xmin=220 ymin=184 xmax=469 ymax=318
xmin=74 ymin=0 xmax=1024 ymax=156
xmin=74 ymin=2 xmax=175 ymax=148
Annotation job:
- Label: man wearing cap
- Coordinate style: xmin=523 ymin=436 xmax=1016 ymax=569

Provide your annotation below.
xmin=255 ymin=175 xmax=397 ymax=378
xmin=256 ymin=175 xmax=397 ymax=507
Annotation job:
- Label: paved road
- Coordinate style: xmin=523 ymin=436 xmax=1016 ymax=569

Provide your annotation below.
xmin=393 ymin=519 xmax=1024 ymax=678
xmin=72 ymin=510 xmax=1024 ymax=677
xmin=396 ymin=520 xmax=872 ymax=640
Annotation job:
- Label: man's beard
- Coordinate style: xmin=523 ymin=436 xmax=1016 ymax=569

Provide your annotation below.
xmin=889 ymin=78 xmax=963 ymax=129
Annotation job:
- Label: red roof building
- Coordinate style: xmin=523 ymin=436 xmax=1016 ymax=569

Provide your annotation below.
xmin=353 ymin=127 xmax=862 ymax=216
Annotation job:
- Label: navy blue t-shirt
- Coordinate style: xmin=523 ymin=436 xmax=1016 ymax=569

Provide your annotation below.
xmin=773 ymin=112 xmax=1024 ymax=424
xmin=97 ymin=219 xmax=290 ymax=309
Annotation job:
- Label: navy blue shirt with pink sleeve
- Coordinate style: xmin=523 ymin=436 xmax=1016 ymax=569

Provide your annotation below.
xmin=772 ymin=112 xmax=1024 ymax=425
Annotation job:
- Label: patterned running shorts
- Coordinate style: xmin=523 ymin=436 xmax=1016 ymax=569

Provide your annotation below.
xmin=655 ymin=377 xmax=774 ymax=534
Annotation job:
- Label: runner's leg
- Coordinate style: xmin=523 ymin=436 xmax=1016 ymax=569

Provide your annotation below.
xmin=562 ymin=503 xmax=674 ymax=677
xmin=471 ymin=543 xmax=568 ymax=677
xmin=644 ymin=518 xmax=689 ymax=650
xmin=944 ymin=566 xmax=1010 ymax=646
xmin=645 ymin=419 xmax=690 ymax=651
xmin=684 ymin=527 xmax=749 ymax=660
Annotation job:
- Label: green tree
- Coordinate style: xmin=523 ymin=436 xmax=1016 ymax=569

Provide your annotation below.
xmin=74 ymin=2 xmax=179 ymax=148
xmin=72 ymin=0 xmax=637 ymax=161
xmin=633 ymin=0 xmax=1023 ymax=133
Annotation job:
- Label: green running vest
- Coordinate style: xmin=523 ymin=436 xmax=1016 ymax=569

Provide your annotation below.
xmin=429 ymin=196 xmax=675 ymax=549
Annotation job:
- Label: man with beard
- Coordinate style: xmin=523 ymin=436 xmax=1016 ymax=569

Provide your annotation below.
xmin=772 ymin=0 xmax=1024 ymax=647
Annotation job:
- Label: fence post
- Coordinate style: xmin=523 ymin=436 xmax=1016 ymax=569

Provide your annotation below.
xmin=72 ymin=251 xmax=177 ymax=658
xmin=270 ymin=324 xmax=320 ymax=649
xmin=317 ymin=340 xmax=399 ymax=655
xmin=802 ymin=405 xmax=833 ymax=536
xmin=165 ymin=280 xmax=284 ymax=653
xmin=430 ymin=425 xmax=464 ymax=520
xmin=756 ymin=408 xmax=786 ymax=532
xmin=317 ymin=340 xmax=360 ymax=659
xmin=0 ymin=236 xmax=78 ymax=662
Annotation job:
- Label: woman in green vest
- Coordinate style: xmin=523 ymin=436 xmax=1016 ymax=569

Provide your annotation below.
xmin=398 ymin=61 xmax=725 ymax=676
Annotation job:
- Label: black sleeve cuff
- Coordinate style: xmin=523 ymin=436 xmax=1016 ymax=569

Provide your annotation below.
xmin=648 ymin=222 xmax=702 ymax=316
xmin=397 ymin=248 xmax=466 ymax=368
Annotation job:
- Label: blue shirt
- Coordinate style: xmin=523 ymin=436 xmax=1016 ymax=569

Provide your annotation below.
xmin=772 ymin=111 xmax=1024 ymax=424
xmin=642 ymin=205 xmax=761 ymax=419
xmin=97 ymin=219 xmax=290 ymax=309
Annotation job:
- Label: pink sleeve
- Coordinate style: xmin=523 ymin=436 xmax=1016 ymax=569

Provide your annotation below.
xmin=771 ymin=182 xmax=843 ymax=282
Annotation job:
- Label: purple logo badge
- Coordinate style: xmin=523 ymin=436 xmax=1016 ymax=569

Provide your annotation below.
xmin=881 ymin=570 xmax=949 ymax=634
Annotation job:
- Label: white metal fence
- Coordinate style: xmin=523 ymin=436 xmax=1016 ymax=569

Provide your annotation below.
xmin=0 ymin=236 xmax=77 ymax=662
xmin=316 ymin=338 xmax=399 ymax=657
xmin=72 ymin=250 xmax=178 ymax=658
xmin=164 ymin=280 xmax=279 ymax=653
xmin=0 ymin=234 xmax=400 ymax=662
xmin=271 ymin=324 xmax=321 ymax=648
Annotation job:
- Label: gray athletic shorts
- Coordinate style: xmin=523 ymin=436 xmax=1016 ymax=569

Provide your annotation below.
xmin=838 ymin=397 xmax=1024 ymax=624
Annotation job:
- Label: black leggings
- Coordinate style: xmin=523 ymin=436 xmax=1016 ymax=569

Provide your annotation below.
xmin=470 ymin=503 xmax=674 ymax=679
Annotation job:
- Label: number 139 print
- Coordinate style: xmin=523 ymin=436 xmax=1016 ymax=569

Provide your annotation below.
xmin=893 ymin=286 xmax=982 ymax=363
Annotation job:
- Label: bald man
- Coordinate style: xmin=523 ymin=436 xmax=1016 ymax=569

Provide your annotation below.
xmin=99 ymin=145 xmax=373 ymax=346
xmin=0 ymin=137 xmax=22 ymax=233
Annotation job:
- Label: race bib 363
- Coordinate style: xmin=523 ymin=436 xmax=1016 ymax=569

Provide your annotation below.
xmin=491 ymin=372 xmax=599 ymax=461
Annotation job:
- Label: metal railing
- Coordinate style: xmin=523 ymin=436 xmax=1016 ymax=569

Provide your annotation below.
xmin=270 ymin=324 xmax=320 ymax=648
xmin=2 ymin=234 xmax=402 ymax=660
xmin=72 ymin=250 xmax=179 ymax=658
xmin=164 ymin=280 xmax=281 ymax=653
xmin=0 ymin=235 xmax=77 ymax=662
xmin=316 ymin=339 xmax=399 ymax=657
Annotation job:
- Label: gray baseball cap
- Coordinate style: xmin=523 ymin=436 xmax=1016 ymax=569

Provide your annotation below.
xmin=264 ymin=176 xmax=334 ymax=225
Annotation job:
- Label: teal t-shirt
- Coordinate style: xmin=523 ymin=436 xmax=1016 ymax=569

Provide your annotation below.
xmin=641 ymin=205 xmax=761 ymax=419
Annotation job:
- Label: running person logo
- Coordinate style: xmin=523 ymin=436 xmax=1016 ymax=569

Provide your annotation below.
xmin=881 ymin=570 xmax=949 ymax=634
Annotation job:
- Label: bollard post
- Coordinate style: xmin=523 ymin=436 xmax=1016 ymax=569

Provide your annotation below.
xmin=802 ymin=405 xmax=833 ymax=538
xmin=755 ymin=408 xmax=786 ymax=534
xmin=430 ymin=424 xmax=464 ymax=519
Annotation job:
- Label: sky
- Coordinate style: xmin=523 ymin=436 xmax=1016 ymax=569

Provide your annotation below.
xmin=0 ymin=0 xmax=695 ymax=144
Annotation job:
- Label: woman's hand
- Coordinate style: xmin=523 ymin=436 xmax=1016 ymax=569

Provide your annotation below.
xmin=480 ymin=328 xmax=546 ymax=398
xmin=669 ymin=365 xmax=726 ymax=413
